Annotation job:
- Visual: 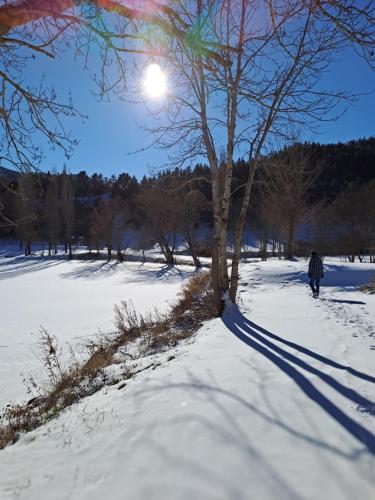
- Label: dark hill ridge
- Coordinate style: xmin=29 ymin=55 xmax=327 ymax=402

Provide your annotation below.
xmin=1 ymin=136 xmax=374 ymax=197
xmin=303 ymin=137 xmax=375 ymax=199
xmin=0 ymin=166 xmax=18 ymax=179
xmin=247 ymin=137 xmax=375 ymax=203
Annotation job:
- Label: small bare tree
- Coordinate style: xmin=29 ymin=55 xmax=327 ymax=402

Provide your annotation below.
xmin=331 ymin=181 xmax=375 ymax=262
xmin=260 ymin=146 xmax=321 ymax=259
xmin=15 ymin=173 xmax=38 ymax=255
xmin=138 ymin=184 xmax=180 ymax=265
xmin=60 ymin=168 xmax=74 ymax=258
xmin=45 ymin=174 xmax=60 ymax=256
xmin=181 ymin=189 xmax=208 ymax=268
xmin=90 ymin=199 xmax=116 ymax=261
xmin=112 ymin=197 xmax=128 ymax=261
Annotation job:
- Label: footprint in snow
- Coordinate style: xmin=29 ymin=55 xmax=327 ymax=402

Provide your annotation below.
xmin=356 ymin=403 xmax=375 ymax=416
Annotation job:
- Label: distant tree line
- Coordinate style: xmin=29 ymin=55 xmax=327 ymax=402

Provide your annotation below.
xmin=250 ymin=141 xmax=375 ymax=263
xmin=0 ymin=138 xmax=374 ymax=264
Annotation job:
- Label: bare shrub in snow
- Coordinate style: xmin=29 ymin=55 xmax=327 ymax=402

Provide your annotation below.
xmin=172 ymin=271 xmax=217 ymax=324
xmin=0 ymin=273 xmax=215 ymax=449
xmin=360 ymin=275 xmax=375 ymax=294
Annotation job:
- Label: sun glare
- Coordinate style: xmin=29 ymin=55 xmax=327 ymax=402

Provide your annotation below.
xmin=143 ymin=63 xmax=167 ymax=98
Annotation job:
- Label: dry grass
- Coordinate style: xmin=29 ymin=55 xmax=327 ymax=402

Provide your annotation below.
xmin=0 ymin=271 xmax=215 ymax=450
xmin=171 ymin=271 xmax=217 ymax=325
xmin=360 ymin=275 xmax=375 ymax=294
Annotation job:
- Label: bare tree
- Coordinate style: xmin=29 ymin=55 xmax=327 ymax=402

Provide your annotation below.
xmin=89 ymin=199 xmax=117 ymax=261
xmin=254 ymin=196 xmax=283 ymax=261
xmin=138 ymin=0 xmax=372 ymax=312
xmin=331 ymin=181 xmax=375 ymax=262
xmin=0 ymin=0 xmax=232 ymax=228
xmin=260 ymin=146 xmax=321 ymax=259
xmin=0 ymin=0 xmax=230 ymax=173
xmin=179 ymin=188 xmax=208 ymax=268
xmin=133 ymin=226 xmax=154 ymax=263
xmin=60 ymin=167 xmax=74 ymax=258
xmin=138 ymin=184 xmax=180 ymax=265
xmin=45 ymin=174 xmax=60 ymax=256
xmin=112 ymin=197 xmax=128 ymax=261
xmin=15 ymin=173 xmax=38 ymax=255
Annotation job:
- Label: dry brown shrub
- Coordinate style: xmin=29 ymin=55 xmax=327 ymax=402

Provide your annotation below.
xmin=360 ymin=275 xmax=375 ymax=294
xmin=0 ymin=272 xmax=216 ymax=449
xmin=171 ymin=271 xmax=217 ymax=326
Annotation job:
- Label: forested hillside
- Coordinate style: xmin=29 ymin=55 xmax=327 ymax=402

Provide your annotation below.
xmin=1 ymin=137 xmax=374 ymax=262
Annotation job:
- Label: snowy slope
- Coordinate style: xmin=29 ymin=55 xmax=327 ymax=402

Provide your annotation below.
xmin=0 ymin=258 xmax=375 ymax=500
xmin=0 ymin=255 xmax=195 ymax=407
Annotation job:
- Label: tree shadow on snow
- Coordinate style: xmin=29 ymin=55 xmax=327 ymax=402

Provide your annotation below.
xmin=329 ymin=299 xmax=366 ymax=305
xmin=59 ymin=260 xmax=194 ymax=283
xmin=156 ymin=264 xmax=185 ymax=278
xmin=0 ymin=255 xmax=66 ymax=280
xmin=121 ymin=263 xmax=193 ymax=284
xmin=223 ymin=307 xmax=375 ymax=455
xmin=60 ymin=260 xmax=121 ymax=279
xmin=130 ymin=369 xmax=374 ymax=499
xmin=130 ymin=376 xmax=308 ymax=499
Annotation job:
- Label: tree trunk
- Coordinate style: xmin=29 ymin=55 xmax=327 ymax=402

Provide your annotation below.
xmin=260 ymin=231 xmax=268 ymax=261
xmin=159 ymin=236 xmax=175 ymax=265
xmin=185 ymin=231 xmax=201 ymax=268
xmin=68 ymin=242 xmax=73 ymax=260
xmin=117 ymin=248 xmax=124 ymax=262
xmin=164 ymin=245 xmax=175 ymax=265
xmin=285 ymin=223 xmax=295 ymax=260
xmin=107 ymin=243 xmax=112 ymax=261
xmin=278 ymin=241 xmax=282 ymax=260
xmin=197 ymin=53 xmax=223 ymax=316
xmin=229 ymin=163 xmax=256 ymax=302
xmin=272 ymin=237 xmax=276 ymax=257
xmin=218 ymin=0 xmax=246 ymax=298
xmin=211 ymin=228 xmax=223 ymax=315
xmin=192 ymin=253 xmax=202 ymax=268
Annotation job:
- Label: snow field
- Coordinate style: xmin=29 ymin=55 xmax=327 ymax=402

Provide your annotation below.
xmin=0 ymin=255 xmax=195 ymax=407
xmin=0 ymin=256 xmax=374 ymax=500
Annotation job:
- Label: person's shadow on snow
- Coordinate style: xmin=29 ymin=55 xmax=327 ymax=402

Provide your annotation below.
xmin=223 ymin=307 xmax=375 ymax=455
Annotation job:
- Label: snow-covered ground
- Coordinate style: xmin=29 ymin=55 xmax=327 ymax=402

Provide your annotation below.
xmin=1 ymin=256 xmax=375 ymax=500
xmin=0 ymin=254 xmax=195 ymax=407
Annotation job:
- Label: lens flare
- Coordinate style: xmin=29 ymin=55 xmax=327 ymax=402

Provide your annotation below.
xmin=143 ymin=63 xmax=167 ymax=98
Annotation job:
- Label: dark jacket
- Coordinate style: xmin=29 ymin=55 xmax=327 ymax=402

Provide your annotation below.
xmin=308 ymin=255 xmax=324 ymax=278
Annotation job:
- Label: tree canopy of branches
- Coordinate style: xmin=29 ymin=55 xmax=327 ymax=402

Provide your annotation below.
xmin=0 ymin=0 xmax=233 ymax=173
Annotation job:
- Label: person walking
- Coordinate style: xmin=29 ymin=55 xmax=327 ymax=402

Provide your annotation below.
xmin=308 ymin=250 xmax=324 ymax=298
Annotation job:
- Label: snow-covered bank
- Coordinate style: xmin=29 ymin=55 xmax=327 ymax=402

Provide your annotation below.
xmin=0 ymin=258 xmax=374 ymax=500
xmin=0 ymin=255 xmax=195 ymax=408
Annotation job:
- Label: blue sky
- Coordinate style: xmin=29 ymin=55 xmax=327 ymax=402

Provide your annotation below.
xmin=34 ymin=45 xmax=374 ymax=179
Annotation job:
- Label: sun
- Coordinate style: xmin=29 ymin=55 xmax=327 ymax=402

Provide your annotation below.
xmin=143 ymin=63 xmax=167 ymax=98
